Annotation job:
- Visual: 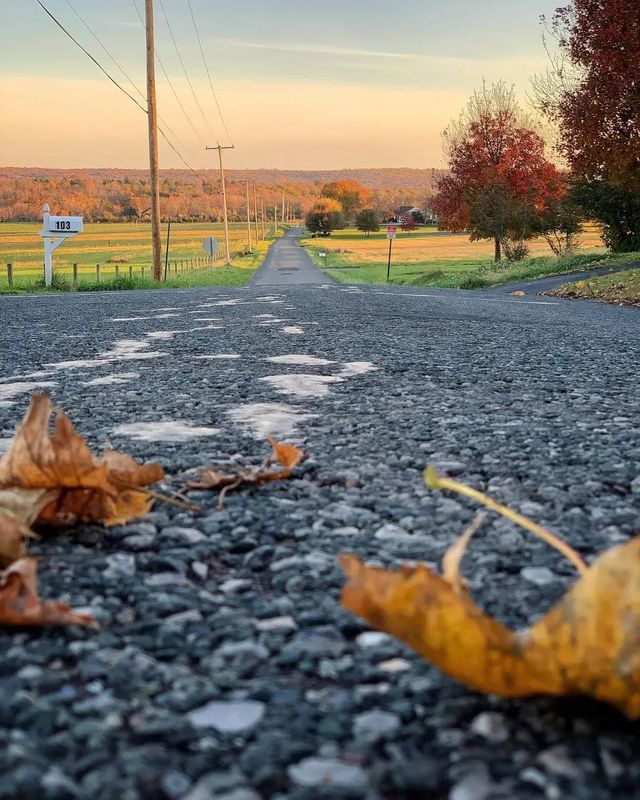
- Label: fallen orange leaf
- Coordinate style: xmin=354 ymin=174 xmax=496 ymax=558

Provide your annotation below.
xmin=0 ymin=394 xmax=164 ymax=528
xmin=340 ymin=471 xmax=640 ymax=718
xmin=187 ymin=436 xmax=303 ymax=507
xmin=0 ymin=557 xmax=97 ymax=628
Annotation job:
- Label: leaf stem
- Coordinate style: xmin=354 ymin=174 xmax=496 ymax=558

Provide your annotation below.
xmin=425 ymin=467 xmax=587 ymax=574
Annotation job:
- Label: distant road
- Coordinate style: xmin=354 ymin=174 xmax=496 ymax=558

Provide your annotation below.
xmin=251 ymin=228 xmax=331 ymax=285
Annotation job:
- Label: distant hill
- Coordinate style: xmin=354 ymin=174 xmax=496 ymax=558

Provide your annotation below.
xmin=0 ymin=167 xmax=442 ymax=223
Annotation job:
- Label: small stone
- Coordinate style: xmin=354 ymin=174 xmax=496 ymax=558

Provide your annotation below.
xmin=537 ymin=745 xmax=581 ymax=779
xmin=330 ymin=526 xmax=361 ymax=536
xmin=164 ymin=609 xmax=203 ymax=626
xmin=374 ymin=523 xmax=413 ymax=542
xmin=353 ymin=709 xmax=400 ymax=742
xmin=17 ymin=665 xmax=44 ymax=681
xmin=103 ymin=553 xmax=136 ymax=578
xmin=378 ymin=658 xmax=411 ymax=673
xmin=521 ymin=566 xmax=555 ymax=586
xmin=183 ymin=771 xmax=244 ymax=800
xmin=288 ymin=757 xmax=368 ymax=791
xmin=160 ymin=526 xmax=206 ymax=544
xmin=192 ymin=561 xmax=209 ymax=580
xmin=450 ymin=768 xmax=496 ymax=800
xmin=187 ymin=700 xmax=265 ymax=733
xmin=122 ymin=533 xmax=156 ymax=551
xmin=161 ymin=771 xmax=192 ymax=799
xmin=470 ymin=712 xmax=509 ymax=743
xmin=356 ymin=631 xmax=392 ymax=648
xmin=220 ymin=578 xmax=252 ymax=594
xmin=631 ymin=475 xmax=640 ymax=494
xmin=255 ymin=615 xmax=297 ymax=632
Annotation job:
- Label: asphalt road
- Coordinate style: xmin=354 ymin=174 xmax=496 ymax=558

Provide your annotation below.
xmin=0 ymin=282 xmax=639 ymax=800
xmin=251 ymin=228 xmax=329 ymax=285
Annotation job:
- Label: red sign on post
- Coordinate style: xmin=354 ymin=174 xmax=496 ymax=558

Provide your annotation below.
xmin=387 ymin=226 xmax=397 ymax=240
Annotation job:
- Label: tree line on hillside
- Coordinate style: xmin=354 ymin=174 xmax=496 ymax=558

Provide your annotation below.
xmin=0 ymin=168 xmax=437 ymax=225
xmin=304 ymin=180 xmax=431 ymax=236
xmin=431 ymin=0 xmax=640 ymax=262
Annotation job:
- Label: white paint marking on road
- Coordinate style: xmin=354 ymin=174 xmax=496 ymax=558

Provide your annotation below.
xmin=146 ymin=331 xmax=183 ymax=341
xmin=210 ymin=299 xmax=245 ymax=307
xmin=111 ymin=316 xmax=148 ymax=322
xmin=340 ymin=362 xmax=379 ymax=377
xmin=266 ymin=355 xmax=335 ymax=367
xmin=254 ymin=314 xmax=277 ymax=319
xmin=227 ymin=402 xmax=317 ymax=440
xmin=84 ymin=372 xmax=139 ymax=387
xmin=261 ymin=374 xmax=345 ymax=398
xmin=47 ymin=339 xmax=166 ymax=370
xmin=0 ymin=380 xmax=57 ymax=407
xmin=192 ymin=325 xmax=225 ymax=332
xmin=195 ymin=354 xmax=241 ymax=360
xmin=113 ymin=421 xmax=220 ymax=442
xmin=282 ymin=326 xmax=305 ymax=335
xmin=0 ymin=371 xmax=55 ymax=383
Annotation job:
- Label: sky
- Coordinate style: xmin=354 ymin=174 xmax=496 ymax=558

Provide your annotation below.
xmin=0 ymin=0 xmax=559 ymax=170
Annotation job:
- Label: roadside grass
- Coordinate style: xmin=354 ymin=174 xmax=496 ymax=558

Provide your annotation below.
xmin=0 ymin=221 xmax=276 ymax=289
xmin=0 ymin=239 xmax=270 ymax=295
xmin=547 ymin=268 xmax=640 ymax=307
xmin=299 ymin=225 xmax=638 ymax=289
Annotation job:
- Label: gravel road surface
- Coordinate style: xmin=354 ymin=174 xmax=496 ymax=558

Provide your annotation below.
xmin=0 ymin=281 xmax=639 ymax=800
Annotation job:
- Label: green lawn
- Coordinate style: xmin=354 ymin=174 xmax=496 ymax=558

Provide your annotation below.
xmin=548 ymin=268 xmax=640 ymax=307
xmin=299 ymin=226 xmax=638 ymax=289
xmin=0 ymin=222 xmax=276 ymax=292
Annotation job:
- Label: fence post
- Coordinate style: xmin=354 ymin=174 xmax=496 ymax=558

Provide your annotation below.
xmin=6 ymin=263 xmax=12 ymax=286
xmin=174 ymin=260 xmax=177 ymax=275
xmin=72 ymin=263 xmax=78 ymax=287
xmin=129 ymin=265 xmax=133 ymax=280
xmin=141 ymin=266 xmax=145 ymax=279
xmin=96 ymin=264 xmax=101 ymax=282
xmin=115 ymin=264 xmax=120 ymax=279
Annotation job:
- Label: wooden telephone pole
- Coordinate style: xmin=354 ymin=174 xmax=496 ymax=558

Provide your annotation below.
xmin=253 ymin=184 xmax=259 ymax=242
xmin=206 ymin=144 xmax=234 ymax=265
xmin=145 ymin=0 xmax=162 ymax=282
xmin=245 ymin=181 xmax=252 ymax=253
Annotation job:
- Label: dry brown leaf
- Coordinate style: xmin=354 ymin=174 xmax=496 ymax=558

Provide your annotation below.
xmin=0 ymin=557 xmax=97 ymax=629
xmin=187 ymin=436 xmax=304 ymax=503
xmin=0 ymin=394 xmax=164 ymax=528
xmin=340 ymin=472 xmax=640 ymax=718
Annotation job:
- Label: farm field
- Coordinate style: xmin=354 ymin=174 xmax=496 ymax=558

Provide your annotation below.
xmin=301 ymin=224 xmax=611 ymax=288
xmin=0 ymin=221 xmax=274 ymax=288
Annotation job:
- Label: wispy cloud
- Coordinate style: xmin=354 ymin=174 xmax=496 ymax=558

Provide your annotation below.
xmin=215 ymin=38 xmax=418 ymax=60
xmin=214 ymin=38 xmax=543 ymax=68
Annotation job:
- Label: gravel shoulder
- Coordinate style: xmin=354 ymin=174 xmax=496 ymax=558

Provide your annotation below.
xmin=0 ymin=284 xmax=639 ymax=799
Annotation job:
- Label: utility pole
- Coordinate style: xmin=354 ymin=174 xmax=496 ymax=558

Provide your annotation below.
xmin=281 ymin=192 xmax=286 ymax=227
xmin=274 ymin=204 xmax=278 ymax=237
xmin=206 ymin=144 xmax=234 ymax=265
xmin=145 ymin=0 xmax=162 ymax=282
xmin=245 ymin=181 xmax=252 ymax=253
xmin=261 ymin=198 xmax=266 ymax=240
xmin=253 ymin=184 xmax=259 ymax=242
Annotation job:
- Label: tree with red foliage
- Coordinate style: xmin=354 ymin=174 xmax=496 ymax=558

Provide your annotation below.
xmin=535 ymin=2 xmax=640 ymax=251
xmin=400 ymin=214 xmax=418 ymax=234
xmin=433 ymin=82 xmax=564 ymax=261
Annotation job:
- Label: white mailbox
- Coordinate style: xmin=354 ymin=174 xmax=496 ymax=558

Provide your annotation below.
xmin=38 ymin=205 xmax=84 ymax=287
xmin=47 ymin=215 xmax=84 ymax=234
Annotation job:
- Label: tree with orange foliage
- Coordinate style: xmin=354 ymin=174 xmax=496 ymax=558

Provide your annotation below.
xmin=320 ymin=180 xmax=370 ymax=221
xmin=433 ymin=82 xmax=564 ymax=261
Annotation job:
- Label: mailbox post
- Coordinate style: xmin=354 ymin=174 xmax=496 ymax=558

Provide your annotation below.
xmin=38 ymin=204 xmax=83 ymax=287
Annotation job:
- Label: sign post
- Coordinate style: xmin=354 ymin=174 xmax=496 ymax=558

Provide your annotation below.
xmin=38 ymin=205 xmax=83 ymax=286
xmin=386 ymin=225 xmax=397 ymax=283
xmin=202 ymin=236 xmax=220 ymax=267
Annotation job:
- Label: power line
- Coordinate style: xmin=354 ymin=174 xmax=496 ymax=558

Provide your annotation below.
xmin=62 ymin=0 xmax=190 ymax=154
xmin=131 ymin=0 xmax=207 ymax=148
xmin=35 ymin=0 xmax=147 ymax=114
xmin=157 ymin=0 xmax=217 ymax=141
xmin=35 ymin=0 xmax=203 ymax=178
xmin=185 ymin=0 xmax=233 ymax=145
